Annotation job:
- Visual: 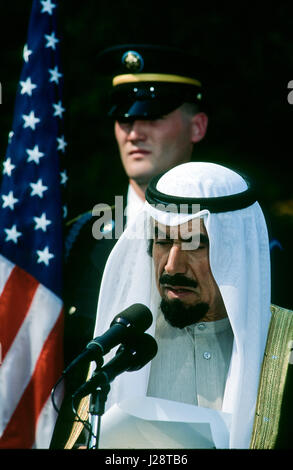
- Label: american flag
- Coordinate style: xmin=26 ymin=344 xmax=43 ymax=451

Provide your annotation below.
xmin=0 ymin=0 xmax=66 ymax=448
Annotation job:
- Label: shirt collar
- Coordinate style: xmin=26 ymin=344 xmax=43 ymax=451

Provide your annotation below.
xmin=186 ymin=317 xmax=232 ymax=336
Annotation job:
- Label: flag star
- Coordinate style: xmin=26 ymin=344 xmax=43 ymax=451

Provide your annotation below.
xmin=4 ymin=224 xmax=22 ymax=244
xmin=33 ymin=212 xmax=52 ymax=232
xmin=23 ymin=44 xmax=32 ymax=62
xmin=20 ymin=77 xmax=37 ymax=96
xmin=40 ymin=0 xmax=56 ymax=15
xmin=57 ymin=135 xmax=67 ymax=152
xmin=48 ymin=65 xmax=63 ymax=84
xmin=44 ymin=31 xmax=59 ymax=50
xmin=3 ymin=158 xmax=16 ymax=176
xmin=26 ymin=145 xmax=45 ymax=164
xmin=30 ymin=179 xmax=48 ymax=198
xmin=60 ymin=169 xmax=68 ymax=185
xmin=52 ymin=100 xmax=65 ymax=118
xmin=36 ymin=246 xmax=54 ymax=266
xmin=2 ymin=190 xmax=18 ymax=210
xmin=22 ymin=110 xmax=41 ymax=130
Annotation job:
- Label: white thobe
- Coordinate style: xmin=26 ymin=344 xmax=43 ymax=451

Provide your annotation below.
xmin=147 ymin=312 xmax=233 ymax=410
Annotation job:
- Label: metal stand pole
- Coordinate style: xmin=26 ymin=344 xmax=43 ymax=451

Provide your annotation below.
xmin=87 ymin=382 xmax=111 ymax=449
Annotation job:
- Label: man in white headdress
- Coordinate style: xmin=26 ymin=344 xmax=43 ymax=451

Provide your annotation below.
xmin=73 ymin=162 xmax=293 ymax=449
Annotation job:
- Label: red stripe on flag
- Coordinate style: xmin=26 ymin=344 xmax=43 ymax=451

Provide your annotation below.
xmin=0 ymin=309 xmax=64 ymax=449
xmin=0 ymin=265 xmax=39 ymax=360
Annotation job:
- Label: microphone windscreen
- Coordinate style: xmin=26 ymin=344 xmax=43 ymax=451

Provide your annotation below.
xmin=111 ymin=303 xmax=153 ymax=332
xmin=126 ymin=332 xmax=158 ymax=371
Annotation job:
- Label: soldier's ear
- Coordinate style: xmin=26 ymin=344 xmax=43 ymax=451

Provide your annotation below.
xmin=190 ymin=112 xmax=208 ymax=143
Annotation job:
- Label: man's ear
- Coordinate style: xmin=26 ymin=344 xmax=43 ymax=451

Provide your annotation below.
xmin=190 ymin=112 xmax=208 ymax=143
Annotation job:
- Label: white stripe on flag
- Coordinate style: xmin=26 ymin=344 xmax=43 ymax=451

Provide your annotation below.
xmin=0 ymin=254 xmax=14 ymax=295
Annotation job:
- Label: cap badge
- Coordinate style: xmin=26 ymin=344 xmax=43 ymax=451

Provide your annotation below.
xmin=122 ymin=50 xmax=144 ymax=72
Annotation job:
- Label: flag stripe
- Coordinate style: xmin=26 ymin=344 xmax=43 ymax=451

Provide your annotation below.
xmin=0 ymin=254 xmax=14 ymax=295
xmin=34 ymin=311 xmax=64 ymax=449
xmin=0 ymin=272 xmax=63 ymax=435
xmin=0 ymin=311 xmax=64 ymax=449
xmin=34 ymin=376 xmax=64 ymax=449
xmin=0 ymin=265 xmax=39 ymax=359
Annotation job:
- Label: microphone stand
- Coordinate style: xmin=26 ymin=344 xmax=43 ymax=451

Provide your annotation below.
xmin=87 ymin=379 xmax=111 ymax=449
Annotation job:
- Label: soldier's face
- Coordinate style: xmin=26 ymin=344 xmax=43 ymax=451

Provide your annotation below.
xmin=114 ymin=107 xmax=206 ymax=189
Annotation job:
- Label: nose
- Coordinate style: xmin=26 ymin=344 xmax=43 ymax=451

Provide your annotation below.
xmin=164 ymin=245 xmax=187 ymax=276
xmin=127 ymin=120 xmax=147 ymax=141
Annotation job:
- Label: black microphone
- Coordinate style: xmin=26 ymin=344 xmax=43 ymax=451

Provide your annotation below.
xmin=63 ymin=303 xmax=153 ymax=375
xmin=72 ymin=332 xmax=158 ymax=400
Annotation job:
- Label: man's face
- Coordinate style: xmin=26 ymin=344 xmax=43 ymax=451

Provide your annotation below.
xmin=114 ymin=107 xmax=207 ymax=188
xmin=152 ymin=219 xmax=227 ymax=327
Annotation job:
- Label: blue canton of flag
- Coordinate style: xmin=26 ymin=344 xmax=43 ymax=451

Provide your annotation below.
xmin=0 ymin=0 xmax=67 ymax=296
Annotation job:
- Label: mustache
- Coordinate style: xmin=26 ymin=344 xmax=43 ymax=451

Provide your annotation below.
xmin=159 ymin=273 xmax=198 ymax=289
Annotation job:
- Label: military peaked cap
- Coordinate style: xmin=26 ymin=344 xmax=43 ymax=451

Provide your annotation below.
xmin=96 ymin=44 xmax=209 ymax=120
